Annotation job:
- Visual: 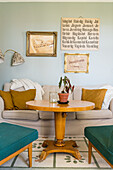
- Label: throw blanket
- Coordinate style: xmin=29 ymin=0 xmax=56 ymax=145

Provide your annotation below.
xmin=10 ymin=79 xmax=44 ymax=100
xmin=100 ymin=85 xmax=113 ymax=109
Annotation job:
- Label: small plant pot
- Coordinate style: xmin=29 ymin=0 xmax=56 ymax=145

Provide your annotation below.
xmin=58 ymin=93 xmax=69 ymax=103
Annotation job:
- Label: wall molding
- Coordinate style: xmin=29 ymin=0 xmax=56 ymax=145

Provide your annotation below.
xmin=0 ymin=0 xmax=113 ymax=2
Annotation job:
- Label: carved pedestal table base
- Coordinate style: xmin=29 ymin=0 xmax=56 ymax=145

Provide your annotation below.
xmin=36 ymin=112 xmax=81 ymax=162
xmin=36 ymin=140 xmax=81 ymax=162
xmin=26 ymin=100 xmax=95 ymax=162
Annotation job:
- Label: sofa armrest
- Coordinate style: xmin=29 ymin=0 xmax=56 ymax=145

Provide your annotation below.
xmin=0 ymin=97 xmax=4 ymax=119
xmin=110 ymin=98 xmax=113 ymax=114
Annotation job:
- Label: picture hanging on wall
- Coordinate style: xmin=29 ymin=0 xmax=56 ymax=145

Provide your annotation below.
xmin=26 ymin=31 xmax=57 ymax=57
xmin=64 ymin=53 xmax=89 ymax=73
xmin=61 ymin=17 xmax=100 ymax=50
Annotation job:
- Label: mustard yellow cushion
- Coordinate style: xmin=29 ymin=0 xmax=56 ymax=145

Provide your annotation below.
xmin=0 ymin=90 xmax=14 ymax=110
xmin=10 ymin=89 xmax=36 ymax=110
xmin=82 ymin=88 xmax=107 ymax=110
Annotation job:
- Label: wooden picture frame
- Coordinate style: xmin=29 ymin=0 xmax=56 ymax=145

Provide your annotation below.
xmin=26 ymin=31 xmax=57 ymax=57
xmin=64 ymin=53 xmax=89 ymax=73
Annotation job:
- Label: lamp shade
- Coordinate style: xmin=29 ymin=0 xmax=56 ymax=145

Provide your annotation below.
xmin=0 ymin=49 xmax=4 ymax=63
xmin=11 ymin=52 xmax=25 ymax=66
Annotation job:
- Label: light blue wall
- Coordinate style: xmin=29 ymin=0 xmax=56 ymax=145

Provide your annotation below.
xmin=0 ymin=2 xmax=113 ymax=89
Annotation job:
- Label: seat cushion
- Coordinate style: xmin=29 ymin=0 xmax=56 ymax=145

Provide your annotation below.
xmin=84 ymin=125 xmax=113 ymax=165
xmin=76 ymin=109 xmax=112 ymax=120
xmin=2 ymin=110 xmax=39 ymax=121
xmin=39 ymin=111 xmax=76 ymax=120
xmin=0 ymin=122 xmax=38 ymax=161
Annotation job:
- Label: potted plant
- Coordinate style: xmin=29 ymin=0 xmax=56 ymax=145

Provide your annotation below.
xmin=58 ymin=76 xmax=74 ymax=103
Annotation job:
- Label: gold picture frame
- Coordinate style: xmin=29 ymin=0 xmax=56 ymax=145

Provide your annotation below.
xmin=26 ymin=31 xmax=57 ymax=57
xmin=64 ymin=53 xmax=89 ymax=73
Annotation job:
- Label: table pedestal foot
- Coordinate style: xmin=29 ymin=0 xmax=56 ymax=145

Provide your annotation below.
xmin=42 ymin=140 xmax=49 ymax=147
xmin=35 ymin=150 xmax=49 ymax=162
xmin=35 ymin=140 xmax=81 ymax=162
xmin=72 ymin=141 xmax=79 ymax=147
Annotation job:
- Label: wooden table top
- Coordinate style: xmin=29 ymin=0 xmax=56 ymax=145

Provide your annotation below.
xmin=26 ymin=100 xmax=95 ymax=112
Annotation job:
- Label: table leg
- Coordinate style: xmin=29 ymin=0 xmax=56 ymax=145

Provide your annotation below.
xmin=54 ymin=112 xmax=81 ymax=159
xmin=37 ymin=112 xmax=81 ymax=162
xmin=54 ymin=112 xmax=66 ymax=146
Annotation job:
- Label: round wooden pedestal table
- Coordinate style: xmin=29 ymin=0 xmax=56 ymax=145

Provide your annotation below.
xmin=26 ymin=100 xmax=95 ymax=162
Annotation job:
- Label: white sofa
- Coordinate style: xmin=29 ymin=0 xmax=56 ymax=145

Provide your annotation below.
xmin=0 ymin=83 xmax=113 ymax=137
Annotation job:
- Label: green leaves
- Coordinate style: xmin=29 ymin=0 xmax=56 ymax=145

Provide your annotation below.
xmin=63 ymin=76 xmax=67 ymax=87
xmin=58 ymin=76 xmax=74 ymax=93
xmin=59 ymin=77 xmax=62 ymax=88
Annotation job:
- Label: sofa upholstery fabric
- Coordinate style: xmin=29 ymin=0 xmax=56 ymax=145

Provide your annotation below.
xmin=42 ymin=85 xmax=73 ymax=100
xmin=74 ymin=85 xmax=101 ymax=100
xmin=2 ymin=110 xmax=39 ymax=121
xmin=76 ymin=109 xmax=112 ymax=120
xmin=0 ymin=97 xmax=4 ymax=115
xmin=4 ymin=83 xmax=24 ymax=91
xmin=39 ymin=111 xmax=76 ymax=120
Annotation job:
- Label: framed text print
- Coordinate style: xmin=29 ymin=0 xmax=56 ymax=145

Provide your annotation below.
xmin=61 ymin=18 xmax=100 ymax=50
xmin=26 ymin=31 xmax=57 ymax=57
xmin=64 ymin=53 xmax=89 ymax=73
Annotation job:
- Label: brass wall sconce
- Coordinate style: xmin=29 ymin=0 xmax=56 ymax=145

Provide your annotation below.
xmin=0 ymin=49 xmax=25 ymax=66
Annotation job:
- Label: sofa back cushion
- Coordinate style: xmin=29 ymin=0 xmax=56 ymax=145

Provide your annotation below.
xmin=42 ymin=85 xmax=73 ymax=100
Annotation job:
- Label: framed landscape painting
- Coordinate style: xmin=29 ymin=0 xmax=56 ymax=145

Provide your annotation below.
xmin=26 ymin=31 xmax=57 ymax=57
xmin=64 ymin=53 xmax=89 ymax=73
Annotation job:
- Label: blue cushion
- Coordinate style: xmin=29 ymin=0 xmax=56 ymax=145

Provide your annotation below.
xmin=84 ymin=125 xmax=113 ymax=165
xmin=0 ymin=122 xmax=38 ymax=161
